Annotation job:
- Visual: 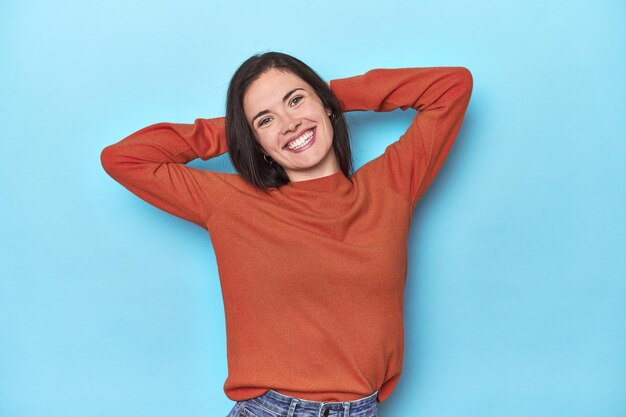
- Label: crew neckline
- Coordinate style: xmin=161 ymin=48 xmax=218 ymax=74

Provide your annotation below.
xmin=283 ymin=171 xmax=352 ymax=192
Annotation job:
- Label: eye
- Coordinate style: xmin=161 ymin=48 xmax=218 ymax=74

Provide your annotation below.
xmin=258 ymin=117 xmax=272 ymax=127
xmin=290 ymin=96 xmax=303 ymax=106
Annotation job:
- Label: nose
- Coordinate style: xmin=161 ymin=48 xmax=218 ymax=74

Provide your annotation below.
xmin=280 ymin=114 xmax=301 ymax=135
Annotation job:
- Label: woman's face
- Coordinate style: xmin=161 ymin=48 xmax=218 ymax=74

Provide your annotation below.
xmin=243 ymin=68 xmax=339 ymax=182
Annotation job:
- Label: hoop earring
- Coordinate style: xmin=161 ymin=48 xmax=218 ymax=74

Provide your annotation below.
xmin=263 ymin=154 xmax=274 ymax=165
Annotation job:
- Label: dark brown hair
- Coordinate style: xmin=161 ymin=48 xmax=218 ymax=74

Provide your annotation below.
xmin=225 ymin=51 xmax=353 ymax=190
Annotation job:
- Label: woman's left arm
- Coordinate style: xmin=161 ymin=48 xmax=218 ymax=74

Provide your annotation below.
xmin=330 ymin=66 xmax=473 ymax=209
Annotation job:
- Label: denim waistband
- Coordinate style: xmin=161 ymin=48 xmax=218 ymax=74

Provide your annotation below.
xmin=245 ymin=389 xmax=378 ymax=417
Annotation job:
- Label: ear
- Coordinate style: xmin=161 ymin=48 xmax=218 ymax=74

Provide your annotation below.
xmin=326 ymin=107 xmax=332 ymax=117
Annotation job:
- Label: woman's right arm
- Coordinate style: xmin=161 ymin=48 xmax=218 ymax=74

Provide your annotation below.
xmin=100 ymin=117 xmax=234 ymax=229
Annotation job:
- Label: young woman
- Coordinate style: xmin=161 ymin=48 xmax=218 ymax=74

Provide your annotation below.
xmin=101 ymin=51 xmax=473 ymax=417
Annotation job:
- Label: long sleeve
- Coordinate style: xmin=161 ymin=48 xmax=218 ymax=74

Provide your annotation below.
xmin=329 ymin=67 xmax=473 ymax=210
xmin=100 ymin=116 xmax=234 ymax=229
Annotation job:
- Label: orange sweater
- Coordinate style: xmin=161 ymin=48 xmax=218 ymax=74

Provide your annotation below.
xmin=100 ymin=66 xmax=473 ymax=403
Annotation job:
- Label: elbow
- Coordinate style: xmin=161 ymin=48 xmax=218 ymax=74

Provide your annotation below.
xmin=456 ymin=67 xmax=473 ymax=95
xmin=100 ymin=144 xmax=123 ymax=178
xmin=445 ymin=67 xmax=473 ymax=104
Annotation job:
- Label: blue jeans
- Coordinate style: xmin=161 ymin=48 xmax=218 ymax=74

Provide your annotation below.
xmin=226 ymin=389 xmax=379 ymax=417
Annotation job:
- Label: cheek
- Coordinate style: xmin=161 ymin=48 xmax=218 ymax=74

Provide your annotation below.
xmin=324 ymin=119 xmax=335 ymax=140
xmin=255 ymin=131 xmax=274 ymax=152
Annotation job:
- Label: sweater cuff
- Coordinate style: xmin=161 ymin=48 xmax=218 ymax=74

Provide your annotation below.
xmin=329 ymin=73 xmax=371 ymax=113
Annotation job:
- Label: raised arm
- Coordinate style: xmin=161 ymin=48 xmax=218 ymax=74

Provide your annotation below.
xmin=100 ymin=117 xmax=233 ymax=229
xmin=329 ymin=66 xmax=473 ymax=209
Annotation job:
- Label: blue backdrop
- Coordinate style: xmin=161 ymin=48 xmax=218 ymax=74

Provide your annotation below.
xmin=1 ymin=1 xmax=624 ymax=416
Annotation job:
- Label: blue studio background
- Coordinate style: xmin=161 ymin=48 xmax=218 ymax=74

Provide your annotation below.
xmin=1 ymin=1 xmax=625 ymax=416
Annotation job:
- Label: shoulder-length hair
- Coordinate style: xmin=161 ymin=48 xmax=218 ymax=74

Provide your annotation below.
xmin=225 ymin=51 xmax=353 ymax=190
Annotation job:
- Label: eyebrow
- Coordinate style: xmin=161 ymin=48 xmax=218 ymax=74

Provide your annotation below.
xmin=251 ymin=88 xmax=305 ymax=125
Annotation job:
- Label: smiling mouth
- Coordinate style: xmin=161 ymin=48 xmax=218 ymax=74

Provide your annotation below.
xmin=284 ymin=128 xmax=315 ymax=151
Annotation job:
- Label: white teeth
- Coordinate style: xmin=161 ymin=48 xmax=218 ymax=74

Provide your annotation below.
xmin=286 ymin=129 xmax=313 ymax=150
